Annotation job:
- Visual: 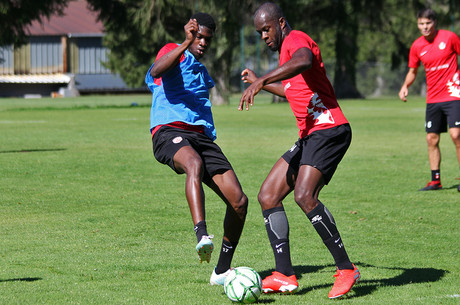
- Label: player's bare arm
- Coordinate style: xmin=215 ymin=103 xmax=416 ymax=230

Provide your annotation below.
xmin=398 ymin=67 xmax=418 ymax=102
xmin=239 ymin=47 xmax=312 ymax=111
xmin=150 ymin=19 xmax=198 ymax=78
xmin=241 ymin=69 xmax=285 ymax=97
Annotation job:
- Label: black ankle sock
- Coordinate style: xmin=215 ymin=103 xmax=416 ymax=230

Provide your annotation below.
xmin=263 ymin=207 xmax=295 ymax=276
xmin=215 ymin=239 xmax=237 ymax=274
xmin=324 ymin=233 xmax=354 ymax=270
xmin=270 ymin=239 xmax=295 ymax=276
xmin=194 ymin=221 xmax=208 ymax=242
xmin=307 ymin=202 xmax=353 ymax=270
xmin=431 ymin=170 xmax=440 ymax=182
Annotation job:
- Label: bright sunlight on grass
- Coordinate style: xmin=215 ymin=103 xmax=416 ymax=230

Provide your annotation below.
xmin=0 ymin=94 xmax=459 ymax=304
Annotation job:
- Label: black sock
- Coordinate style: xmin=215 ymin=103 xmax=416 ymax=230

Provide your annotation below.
xmin=194 ymin=220 xmax=208 ymax=242
xmin=263 ymin=207 xmax=295 ymax=276
xmin=306 ymin=202 xmax=353 ymax=270
xmin=431 ymin=170 xmax=440 ymax=182
xmin=215 ymin=239 xmax=237 ymax=274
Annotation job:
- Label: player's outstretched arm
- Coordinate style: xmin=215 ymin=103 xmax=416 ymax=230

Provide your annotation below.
xmin=150 ymin=19 xmax=198 ymax=78
xmin=398 ymin=67 xmax=418 ymax=102
xmin=239 ymin=47 xmax=312 ymax=111
xmin=241 ymin=69 xmax=285 ymax=97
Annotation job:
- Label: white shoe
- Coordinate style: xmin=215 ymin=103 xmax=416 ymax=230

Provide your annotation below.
xmin=195 ymin=235 xmax=214 ymax=263
xmin=210 ymin=267 xmax=233 ymax=286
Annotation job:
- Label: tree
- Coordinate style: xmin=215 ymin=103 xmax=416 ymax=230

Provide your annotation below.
xmin=87 ymin=0 xmax=191 ymax=89
xmin=275 ymin=0 xmax=387 ymax=99
xmin=0 ymin=0 xmax=68 ymax=47
xmin=197 ymin=0 xmax=258 ymax=104
xmin=87 ymin=0 xmax=257 ymax=104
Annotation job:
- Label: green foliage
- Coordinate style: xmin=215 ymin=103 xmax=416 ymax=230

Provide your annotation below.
xmin=87 ymin=0 xmax=193 ymax=88
xmin=87 ymin=0 xmax=258 ymax=99
xmin=0 ymin=0 xmax=68 ymax=47
xmin=1 ymin=95 xmax=460 ymax=304
xmin=2 ymin=0 xmax=459 ymax=98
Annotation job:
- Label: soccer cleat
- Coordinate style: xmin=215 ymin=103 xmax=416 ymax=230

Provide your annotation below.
xmin=418 ymin=180 xmax=442 ymax=191
xmin=262 ymin=271 xmax=298 ymax=294
xmin=210 ymin=267 xmax=233 ymax=286
xmin=196 ymin=235 xmax=214 ymax=263
xmin=328 ymin=264 xmax=360 ymax=299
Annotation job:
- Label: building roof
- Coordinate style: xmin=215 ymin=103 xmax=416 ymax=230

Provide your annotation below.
xmin=26 ymin=0 xmax=104 ymax=37
xmin=0 ymin=74 xmax=71 ymax=84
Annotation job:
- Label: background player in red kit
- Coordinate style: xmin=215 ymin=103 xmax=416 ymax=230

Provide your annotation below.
xmin=399 ymin=8 xmax=460 ymax=192
xmin=239 ymin=2 xmax=360 ymax=299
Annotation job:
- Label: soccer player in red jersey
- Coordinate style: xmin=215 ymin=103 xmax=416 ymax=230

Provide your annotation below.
xmin=399 ymin=8 xmax=460 ymax=192
xmin=239 ymin=2 xmax=360 ymax=299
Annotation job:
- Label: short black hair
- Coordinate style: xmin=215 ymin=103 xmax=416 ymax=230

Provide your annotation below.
xmin=254 ymin=2 xmax=285 ymax=22
xmin=417 ymin=8 xmax=437 ymax=21
xmin=191 ymin=12 xmax=216 ymax=32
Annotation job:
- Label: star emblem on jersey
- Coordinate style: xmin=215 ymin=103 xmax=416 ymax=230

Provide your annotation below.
xmin=306 ymin=93 xmax=335 ymax=125
xmin=447 ymin=72 xmax=460 ymax=98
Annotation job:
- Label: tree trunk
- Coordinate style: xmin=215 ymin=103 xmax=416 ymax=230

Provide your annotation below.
xmin=210 ymin=72 xmax=230 ymax=105
xmin=333 ymin=1 xmax=363 ymax=99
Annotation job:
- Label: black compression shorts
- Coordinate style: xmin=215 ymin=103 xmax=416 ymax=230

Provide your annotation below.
xmin=281 ymin=124 xmax=352 ymax=184
xmin=152 ymin=126 xmax=233 ymax=183
xmin=425 ymin=100 xmax=460 ymax=133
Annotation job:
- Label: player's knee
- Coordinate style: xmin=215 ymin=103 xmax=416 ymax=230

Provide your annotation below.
xmin=294 ymin=191 xmax=317 ymax=212
xmin=257 ymin=191 xmax=276 ymax=210
xmin=182 ymin=156 xmax=204 ymax=176
xmin=450 ymin=131 xmax=460 ymax=145
xmin=426 ymin=133 xmax=440 ymax=146
xmin=233 ymin=193 xmax=248 ymax=217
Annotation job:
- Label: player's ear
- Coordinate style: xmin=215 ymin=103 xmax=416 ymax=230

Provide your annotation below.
xmin=279 ymin=17 xmax=286 ymax=30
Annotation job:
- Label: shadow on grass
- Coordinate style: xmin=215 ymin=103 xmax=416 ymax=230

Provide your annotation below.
xmin=0 ymin=148 xmax=66 ymax=154
xmin=0 ymin=277 xmax=42 ymax=283
xmin=443 ymin=184 xmax=460 ymax=190
xmin=259 ymin=262 xmax=447 ymax=299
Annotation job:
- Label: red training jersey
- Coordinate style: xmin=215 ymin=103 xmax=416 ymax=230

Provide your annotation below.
xmin=152 ymin=43 xmax=186 ymax=87
xmin=279 ymin=30 xmax=348 ymax=138
xmin=408 ymin=29 xmax=460 ymax=103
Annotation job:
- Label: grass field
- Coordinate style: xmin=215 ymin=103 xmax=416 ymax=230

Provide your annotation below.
xmin=0 ymin=94 xmax=459 ymax=304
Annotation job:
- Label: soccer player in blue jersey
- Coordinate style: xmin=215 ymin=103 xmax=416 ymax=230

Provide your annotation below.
xmin=145 ymin=13 xmax=248 ymax=285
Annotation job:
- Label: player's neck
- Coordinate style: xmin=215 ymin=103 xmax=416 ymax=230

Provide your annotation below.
xmin=424 ymin=29 xmax=438 ymax=42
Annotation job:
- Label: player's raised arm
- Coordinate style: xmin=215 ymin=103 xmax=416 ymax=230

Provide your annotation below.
xmin=150 ymin=19 xmax=198 ymax=78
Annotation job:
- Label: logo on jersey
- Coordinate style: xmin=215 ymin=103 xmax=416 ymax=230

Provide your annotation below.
xmin=284 ymin=82 xmax=291 ymax=91
xmin=447 ymin=72 xmax=460 ymax=98
xmin=172 ymin=136 xmax=183 ymax=144
xmin=306 ymin=92 xmax=334 ymax=125
xmin=420 ymin=50 xmax=427 ymax=57
xmin=438 ymin=42 xmax=446 ymax=50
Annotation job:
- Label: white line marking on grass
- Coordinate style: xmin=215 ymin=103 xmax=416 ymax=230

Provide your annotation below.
xmin=0 ymin=120 xmax=46 ymax=124
xmin=417 ymin=294 xmax=460 ymax=301
xmin=112 ymin=118 xmax=138 ymax=121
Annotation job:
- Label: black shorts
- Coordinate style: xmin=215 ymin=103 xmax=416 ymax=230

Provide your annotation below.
xmin=425 ymin=100 xmax=460 ymax=133
xmin=152 ymin=126 xmax=233 ymax=182
xmin=281 ymin=124 xmax=351 ymax=185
